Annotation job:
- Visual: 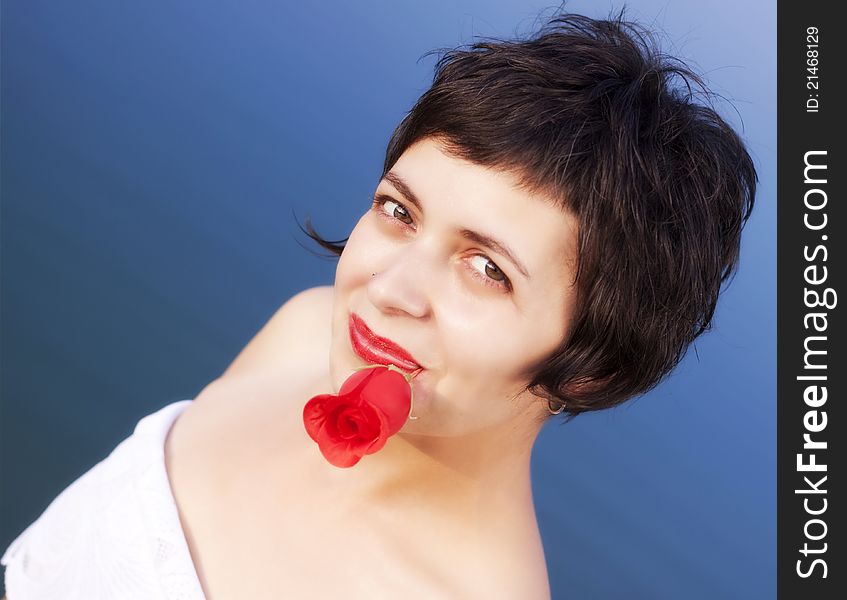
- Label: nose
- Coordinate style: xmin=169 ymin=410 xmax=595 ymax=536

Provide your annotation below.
xmin=368 ymin=247 xmax=433 ymax=319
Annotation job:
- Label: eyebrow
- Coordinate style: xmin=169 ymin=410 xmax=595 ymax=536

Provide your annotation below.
xmin=380 ymin=171 xmax=531 ymax=280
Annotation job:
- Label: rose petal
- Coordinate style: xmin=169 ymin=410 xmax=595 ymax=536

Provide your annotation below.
xmin=302 ymin=394 xmax=336 ymax=443
xmin=363 ymin=405 xmax=392 ymax=455
xmin=358 ymin=368 xmax=411 ymax=435
xmin=319 ymin=440 xmax=365 ymax=468
xmin=334 ymin=407 xmax=365 ymax=439
xmin=302 ymin=366 xmax=415 ymax=468
xmin=343 ymin=402 xmax=385 ymax=453
xmin=338 ymin=368 xmax=380 ymax=396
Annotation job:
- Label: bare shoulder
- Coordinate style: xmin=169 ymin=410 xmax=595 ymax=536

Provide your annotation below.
xmin=459 ymin=536 xmax=552 ymax=600
xmin=165 ymin=284 xmax=334 ymax=498
xmin=487 ymin=559 xmax=552 ymax=600
xmin=221 ymin=285 xmax=334 ymax=379
xmin=171 ymin=284 xmax=333 ymax=435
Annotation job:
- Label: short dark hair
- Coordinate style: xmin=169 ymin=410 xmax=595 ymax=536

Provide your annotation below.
xmin=299 ymin=11 xmax=757 ymax=422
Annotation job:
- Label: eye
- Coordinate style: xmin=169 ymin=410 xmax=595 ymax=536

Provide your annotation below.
xmin=372 ymin=195 xmax=414 ymax=226
xmin=467 ymin=255 xmax=512 ymax=292
xmin=371 ymin=194 xmax=513 ymax=293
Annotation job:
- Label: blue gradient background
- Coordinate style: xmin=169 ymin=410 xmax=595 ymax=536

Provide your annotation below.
xmin=1 ymin=1 xmax=775 ymax=598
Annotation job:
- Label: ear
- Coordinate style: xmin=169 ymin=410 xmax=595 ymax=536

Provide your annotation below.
xmin=535 ymin=374 xmax=617 ymax=418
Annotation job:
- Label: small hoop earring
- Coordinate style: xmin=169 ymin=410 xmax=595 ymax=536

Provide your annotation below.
xmin=547 ymin=399 xmax=566 ymax=415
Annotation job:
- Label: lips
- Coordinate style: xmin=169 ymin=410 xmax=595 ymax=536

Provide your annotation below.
xmin=349 ymin=313 xmax=422 ymax=374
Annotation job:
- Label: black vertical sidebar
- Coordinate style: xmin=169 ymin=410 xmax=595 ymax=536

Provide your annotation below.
xmin=777 ymin=1 xmax=845 ymax=598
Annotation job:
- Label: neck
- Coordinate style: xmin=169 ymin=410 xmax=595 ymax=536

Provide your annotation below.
xmin=318 ymin=411 xmax=543 ymax=520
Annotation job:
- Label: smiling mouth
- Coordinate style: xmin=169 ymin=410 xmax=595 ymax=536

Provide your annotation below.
xmin=348 ymin=313 xmax=422 ymax=374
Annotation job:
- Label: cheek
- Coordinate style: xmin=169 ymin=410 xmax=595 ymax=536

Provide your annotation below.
xmin=334 ymin=218 xmax=378 ymax=287
xmin=439 ymin=305 xmax=562 ymax=388
xmin=438 ymin=309 xmax=526 ymax=380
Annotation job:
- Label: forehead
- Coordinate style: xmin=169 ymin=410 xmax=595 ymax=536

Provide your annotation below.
xmin=381 ymin=138 xmax=579 ymax=284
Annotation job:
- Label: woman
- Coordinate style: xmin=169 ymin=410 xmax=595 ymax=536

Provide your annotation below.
xmin=1 ymin=11 xmax=755 ymax=600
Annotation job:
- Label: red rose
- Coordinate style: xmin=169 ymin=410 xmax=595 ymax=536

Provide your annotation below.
xmin=302 ymin=364 xmax=419 ymax=468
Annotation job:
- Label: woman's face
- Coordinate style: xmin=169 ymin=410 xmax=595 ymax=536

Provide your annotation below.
xmin=330 ymin=137 xmax=579 ymax=436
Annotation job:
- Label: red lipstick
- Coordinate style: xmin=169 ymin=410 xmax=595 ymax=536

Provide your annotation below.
xmin=349 ymin=313 xmax=422 ymax=374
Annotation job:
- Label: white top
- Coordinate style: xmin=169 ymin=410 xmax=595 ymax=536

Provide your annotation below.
xmin=1 ymin=400 xmax=207 ymax=600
